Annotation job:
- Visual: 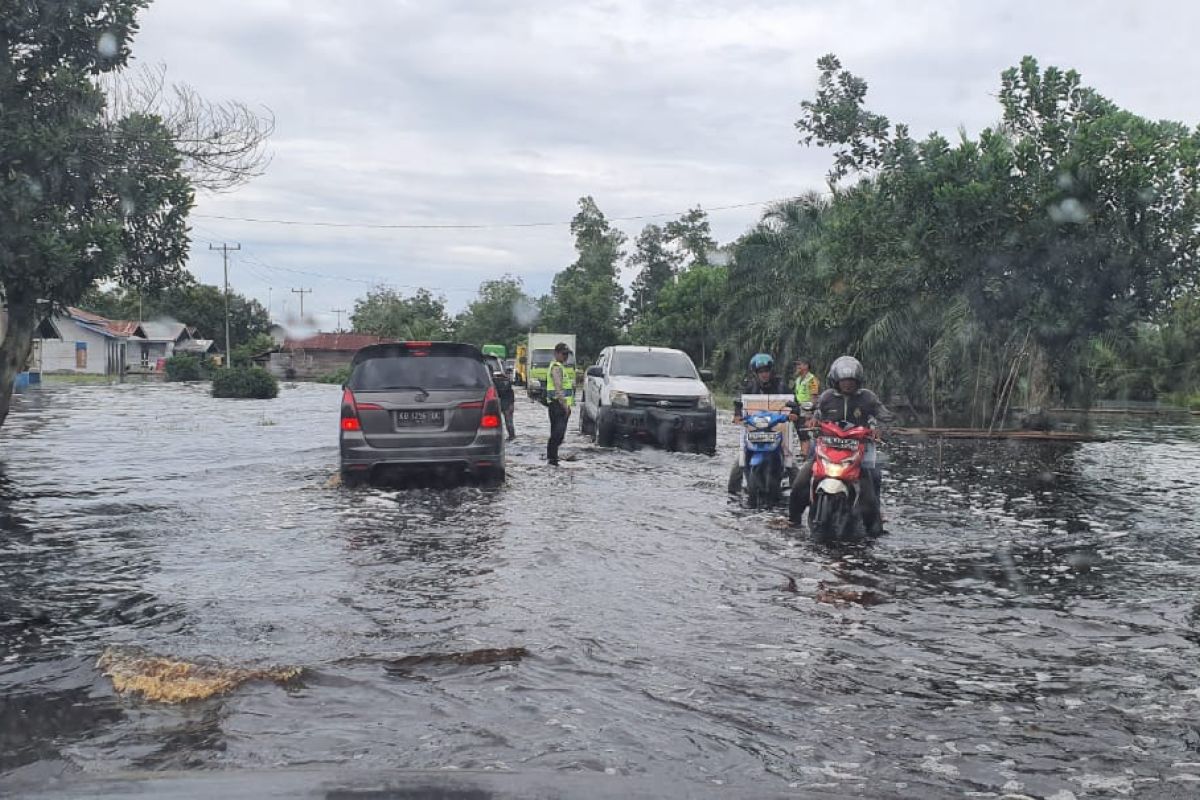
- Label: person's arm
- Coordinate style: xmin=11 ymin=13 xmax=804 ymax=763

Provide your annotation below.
xmin=549 ymin=363 xmax=563 ymax=399
xmin=550 ymin=362 xmax=570 ymax=409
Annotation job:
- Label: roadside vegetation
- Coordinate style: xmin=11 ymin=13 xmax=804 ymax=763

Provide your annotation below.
xmin=212 ymin=367 xmax=279 ymax=399
xmin=339 ymin=56 xmax=1200 ymax=423
xmin=164 ymin=355 xmax=205 ymax=382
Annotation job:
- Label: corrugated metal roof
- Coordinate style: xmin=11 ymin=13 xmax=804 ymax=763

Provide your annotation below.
xmin=64 ymin=308 xmax=124 ymax=339
xmin=284 ymin=333 xmax=395 ymax=352
xmin=106 ymin=320 xmax=141 ymax=337
xmin=139 ymin=320 xmax=189 ymax=342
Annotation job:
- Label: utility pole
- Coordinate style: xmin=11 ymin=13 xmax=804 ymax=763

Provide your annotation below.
xmin=331 ymin=308 xmax=347 ymax=333
xmin=209 ymin=243 xmax=241 ymax=367
xmin=267 ymin=287 xmax=273 ymax=321
xmin=291 ymin=287 xmax=312 ymax=318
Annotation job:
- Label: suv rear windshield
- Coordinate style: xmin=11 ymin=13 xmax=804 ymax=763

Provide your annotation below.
xmin=610 ymin=351 xmax=698 ymax=379
xmin=350 ymin=355 xmax=490 ymax=391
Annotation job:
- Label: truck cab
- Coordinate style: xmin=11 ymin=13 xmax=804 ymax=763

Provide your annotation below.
xmin=526 ymin=333 xmax=576 ymax=400
xmin=580 ymin=346 xmax=716 ymax=454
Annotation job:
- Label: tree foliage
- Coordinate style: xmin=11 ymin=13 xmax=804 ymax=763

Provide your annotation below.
xmin=454 ymin=275 xmax=535 ymax=352
xmin=81 ymin=278 xmax=270 ymax=352
xmin=212 ymin=366 xmax=278 ymax=399
xmin=0 ymin=0 xmax=272 ymax=428
xmin=350 ymin=287 xmax=453 ymax=341
xmin=625 ymin=224 xmax=681 ymax=326
xmin=771 ymin=54 xmax=1200 ymax=421
xmin=541 ymin=197 xmax=626 ymax=361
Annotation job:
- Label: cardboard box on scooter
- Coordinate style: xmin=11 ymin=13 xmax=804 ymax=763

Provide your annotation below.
xmin=740 ymin=394 xmax=797 ymax=470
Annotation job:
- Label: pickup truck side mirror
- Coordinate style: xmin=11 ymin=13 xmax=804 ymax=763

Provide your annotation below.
xmin=698 ymin=369 xmax=714 ymax=382
xmin=586 ymin=365 xmax=604 ymax=378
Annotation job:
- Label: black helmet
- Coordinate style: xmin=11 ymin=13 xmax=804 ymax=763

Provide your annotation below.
xmin=828 ymin=355 xmax=864 ymax=389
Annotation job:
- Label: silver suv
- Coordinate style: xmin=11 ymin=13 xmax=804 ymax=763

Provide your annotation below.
xmin=339 ymin=342 xmax=505 ymax=486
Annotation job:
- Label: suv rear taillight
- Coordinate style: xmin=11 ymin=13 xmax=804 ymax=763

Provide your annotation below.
xmin=480 ymin=385 xmax=501 ymax=429
xmin=340 ymin=388 xmax=382 ymax=432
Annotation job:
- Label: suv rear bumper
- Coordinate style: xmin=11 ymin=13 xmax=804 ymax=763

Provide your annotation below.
xmin=340 ymin=436 xmax=504 ymax=474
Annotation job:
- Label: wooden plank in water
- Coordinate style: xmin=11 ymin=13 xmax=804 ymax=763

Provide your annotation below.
xmin=890 ymin=427 xmax=1108 ymax=442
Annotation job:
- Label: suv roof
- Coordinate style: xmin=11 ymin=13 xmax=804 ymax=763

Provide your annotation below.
xmin=351 ymin=341 xmax=483 ymax=367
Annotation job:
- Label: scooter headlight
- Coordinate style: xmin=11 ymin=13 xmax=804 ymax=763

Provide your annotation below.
xmin=754 ymin=417 xmax=770 ymax=429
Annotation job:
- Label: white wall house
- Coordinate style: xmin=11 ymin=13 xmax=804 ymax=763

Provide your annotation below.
xmin=35 ymin=311 xmax=126 ymax=376
xmin=125 ymin=320 xmax=194 ymax=372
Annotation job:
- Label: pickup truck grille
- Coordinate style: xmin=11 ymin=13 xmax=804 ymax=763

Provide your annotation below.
xmin=628 ymin=394 xmax=699 ymax=410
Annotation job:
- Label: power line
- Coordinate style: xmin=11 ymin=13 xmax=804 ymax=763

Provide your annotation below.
xmin=192 ymin=196 xmax=803 ymax=231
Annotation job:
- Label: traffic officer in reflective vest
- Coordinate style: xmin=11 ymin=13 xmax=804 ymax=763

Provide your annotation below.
xmin=546 ymin=341 xmax=574 ymax=466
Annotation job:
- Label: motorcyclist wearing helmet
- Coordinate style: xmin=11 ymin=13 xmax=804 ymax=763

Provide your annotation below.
xmin=788 ymin=355 xmax=892 ymax=535
xmin=727 ymin=353 xmax=791 ymax=495
xmin=732 ymin=353 xmax=788 ymax=422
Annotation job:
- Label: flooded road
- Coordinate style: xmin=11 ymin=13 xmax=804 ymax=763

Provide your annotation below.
xmin=3 ymin=382 xmax=1200 ymax=798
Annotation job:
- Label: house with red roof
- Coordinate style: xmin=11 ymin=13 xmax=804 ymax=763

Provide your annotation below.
xmin=256 ymin=332 xmax=395 ymax=380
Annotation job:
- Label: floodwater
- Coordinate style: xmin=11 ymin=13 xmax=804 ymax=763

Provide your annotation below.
xmin=2 ymin=382 xmax=1199 ymax=798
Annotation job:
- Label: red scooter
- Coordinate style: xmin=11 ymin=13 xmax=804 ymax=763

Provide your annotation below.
xmin=805 ymin=419 xmax=877 ymax=541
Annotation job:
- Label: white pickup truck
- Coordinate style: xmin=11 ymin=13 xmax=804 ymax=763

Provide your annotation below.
xmin=579 ymin=345 xmax=717 ymax=454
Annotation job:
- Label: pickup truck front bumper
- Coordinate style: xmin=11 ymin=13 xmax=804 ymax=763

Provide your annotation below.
xmin=609 ymin=406 xmax=716 ymax=446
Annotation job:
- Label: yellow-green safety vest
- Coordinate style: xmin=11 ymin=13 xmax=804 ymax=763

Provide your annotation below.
xmin=794 ymin=373 xmax=819 ymax=403
xmin=548 ymin=361 xmax=575 ymax=407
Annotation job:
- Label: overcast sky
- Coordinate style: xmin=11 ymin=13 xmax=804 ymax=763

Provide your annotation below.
xmin=129 ymin=0 xmax=1200 ymax=332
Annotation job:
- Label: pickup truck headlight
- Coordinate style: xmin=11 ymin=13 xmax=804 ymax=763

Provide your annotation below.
xmin=610 ymin=390 xmax=630 ymax=407
xmin=697 ymin=394 xmax=714 ymax=409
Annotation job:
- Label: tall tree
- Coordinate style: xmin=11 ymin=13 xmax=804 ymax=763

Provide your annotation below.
xmin=350 ymin=287 xmax=453 ymax=341
xmin=788 ymin=53 xmax=1200 ymax=416
xmin=628 ymin=264 xmax=727 ymax=367
xmin=0 ymin=0 xmax=192 ymax=426
xmin=454 ymin=275 xmax=535 ymax=352
xmin=625 ymin=224 xmax=681 ymax=326
xmin=543 ymin=196 xmax=626 ymax=361
xmin=665 ymin=207 xmax=717 ymax=268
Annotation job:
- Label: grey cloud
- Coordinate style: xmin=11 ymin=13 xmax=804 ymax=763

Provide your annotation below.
xmin=133 ymin=0 xmax=1200 ymax=330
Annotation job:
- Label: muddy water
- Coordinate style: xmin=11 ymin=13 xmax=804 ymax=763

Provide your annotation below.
xmin=2 ymin=382 xmax=1199 ymax=798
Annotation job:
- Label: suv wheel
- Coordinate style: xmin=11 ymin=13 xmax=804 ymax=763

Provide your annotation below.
xmin=596 ymin=407 xmax=616 ymax=448
xmin=478 ymin=466 xmax=506 ymax=487
xmin=340 ymin=468 xmax=367 ymax=489
xmin=579 ymin=406 xmax=595 ymax=437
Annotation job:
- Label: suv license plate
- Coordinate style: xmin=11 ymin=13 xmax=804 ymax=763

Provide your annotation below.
xmin=746 ymin=431 xmax=778 ymax=443
xmin=395 ymin=410 xmax=444 ymax=427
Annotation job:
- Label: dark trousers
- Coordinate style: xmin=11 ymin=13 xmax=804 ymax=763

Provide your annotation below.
xmin=547 ymin=402 xmax=568 ymax=464
xmin=501 ymin=399 xmax=515 ymax=437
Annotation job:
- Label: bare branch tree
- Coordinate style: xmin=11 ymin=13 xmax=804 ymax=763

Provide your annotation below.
xmin=102 ymin=63 xmax=274 ymax=192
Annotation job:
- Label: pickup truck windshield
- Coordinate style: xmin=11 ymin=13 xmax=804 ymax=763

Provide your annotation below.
xmin=610 ymin=352 xmax=698 ymax=379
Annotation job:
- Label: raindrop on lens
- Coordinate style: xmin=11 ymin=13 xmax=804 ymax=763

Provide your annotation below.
xmin=98 ymin=32 xmax=119 ymax=58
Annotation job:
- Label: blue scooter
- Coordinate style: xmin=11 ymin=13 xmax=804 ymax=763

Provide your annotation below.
xmin=739 ymin=407 xmax=796 ymax=509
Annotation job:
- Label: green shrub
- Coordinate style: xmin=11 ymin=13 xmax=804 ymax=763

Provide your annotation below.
xmin=165 ymin=355 xmax=204 ymax=382
xmin=212 ymin=366 xmax=279 ymax=399
xmin=317 ymin=364 xmax=352 ymax=385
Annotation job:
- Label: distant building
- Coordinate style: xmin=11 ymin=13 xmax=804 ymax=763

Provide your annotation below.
xmin=33 ymin=308 xmax=127 ymax=376
xmin=258 ymin=332 xmax=393 ymax=380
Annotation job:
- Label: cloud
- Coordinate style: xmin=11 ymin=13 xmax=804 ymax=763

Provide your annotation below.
xmin=132 ymin=0 xmax=1200 ymax=332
